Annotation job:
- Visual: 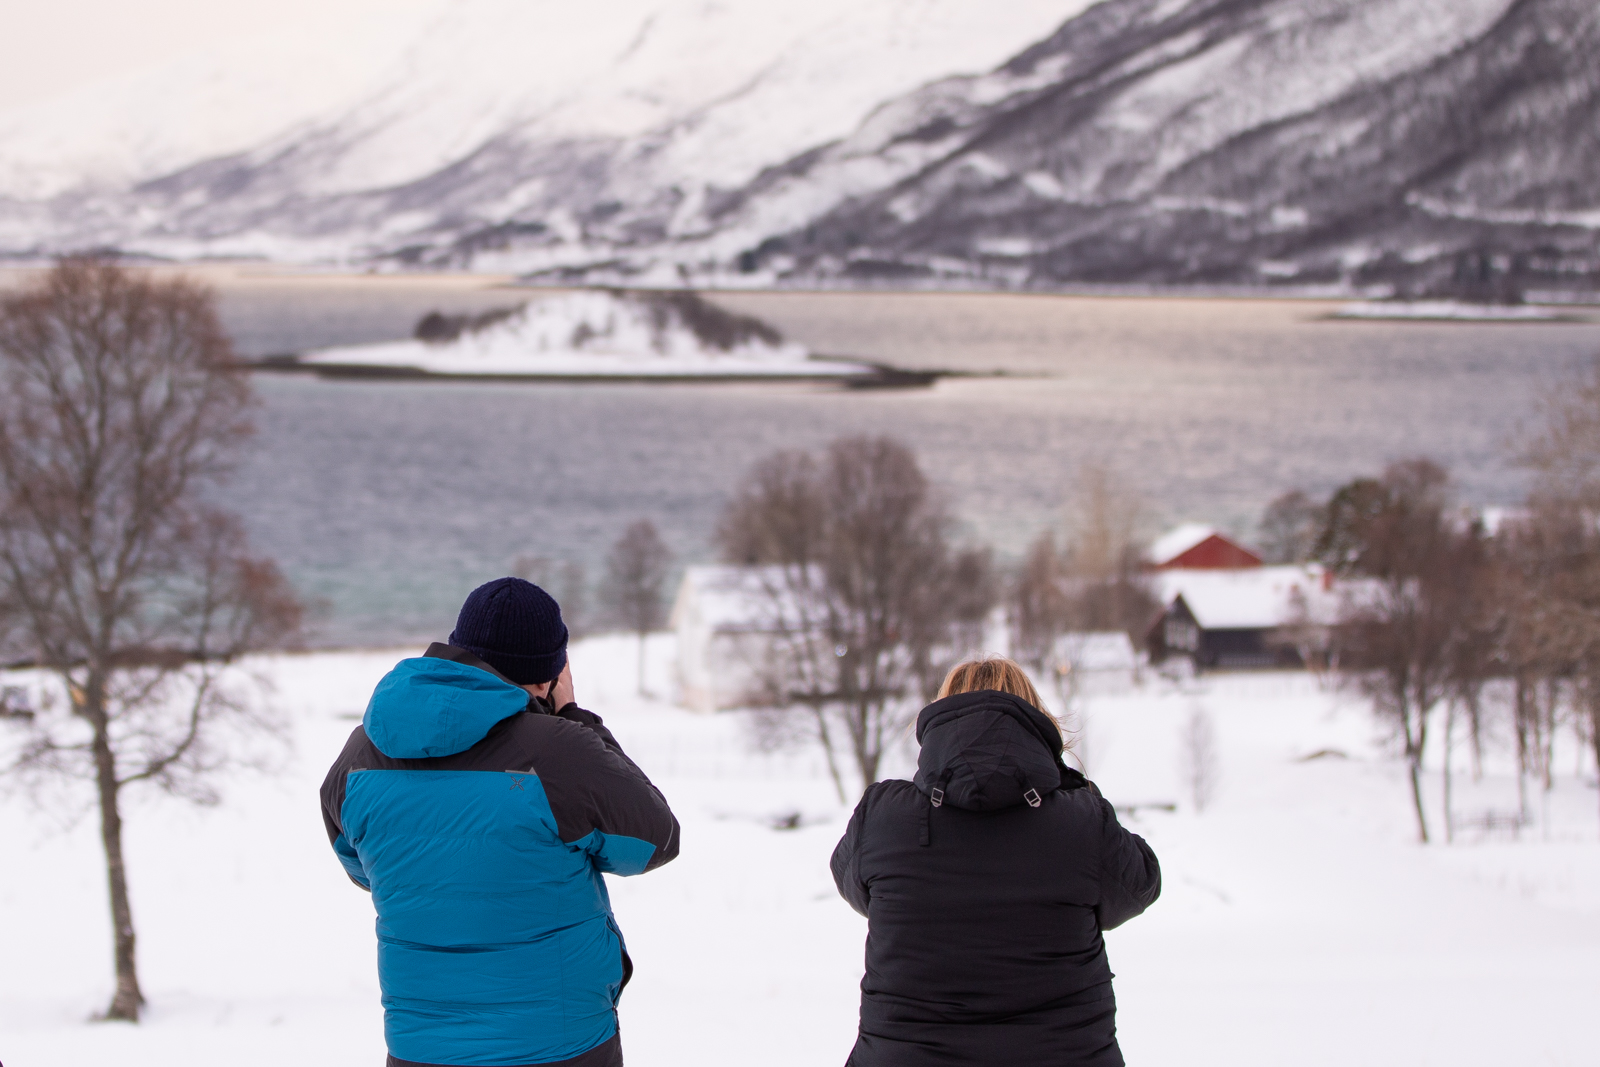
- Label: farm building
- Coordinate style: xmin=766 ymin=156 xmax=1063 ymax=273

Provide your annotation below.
xmin=670 ymin=564 xmax=831 ymax=713
xmin=672 ymin=565 xmax=775 ymax=712
xmin=1146 ymin=564 xmax=1364 ymax=670
xmin=672 ymin=565 xmax=1006 ymax=712
xmin=1147 ymin=523 xmax=1263 ymax=570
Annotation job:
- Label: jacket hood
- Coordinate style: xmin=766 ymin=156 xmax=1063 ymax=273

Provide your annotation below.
xmin=913 ymin=690 xmax=1080 ymax=811
xmin=363 ymin=656 xmax=530 ymax=759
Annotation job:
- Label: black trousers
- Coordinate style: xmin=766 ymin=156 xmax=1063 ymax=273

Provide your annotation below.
xmin=388 ymin=1032 xmax=622 ymax=1067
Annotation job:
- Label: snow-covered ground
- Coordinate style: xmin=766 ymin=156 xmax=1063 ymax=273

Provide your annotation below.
xmin=301 ymin=291 xmax=870 ymax=378
xmin=2 ymin=637 xmax=1596 ymax=1066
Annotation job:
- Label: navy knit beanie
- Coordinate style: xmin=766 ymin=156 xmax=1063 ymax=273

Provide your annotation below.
xmin=449 ymin=577 xmax=569 ymax=686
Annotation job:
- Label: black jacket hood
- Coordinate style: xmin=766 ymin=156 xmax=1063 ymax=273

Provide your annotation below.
xmin=912 ymin=689 xmax=1083 ymax=811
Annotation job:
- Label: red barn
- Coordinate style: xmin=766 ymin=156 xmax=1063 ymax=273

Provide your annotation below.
xmin=1147 ymin=523 xmax=1262 ymax=570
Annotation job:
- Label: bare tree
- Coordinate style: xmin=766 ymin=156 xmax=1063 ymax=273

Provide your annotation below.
xmin=1439 ymin=523 xmax=1501 ymax=841
xmin=1178 ymin=705 xmax=1220 ymax=812
xmin=719 ymin=437 xmax=988 ymax=797
xmin=1068 ymin=463 xmax=1143 ymax=580
xmin=1061 ymin=463 xmax=1157 ymax=640
xmin=601 ymin=520 xmax=672 ymax=695
xmin=557 ymin=560 xmax=588 ymax=640
xmin=1258 ymin=489 xmax=1324 ymax=564
xmin=1517 ymin=357 xmax=1600 ymax=833
xmin=1522 ymin=355 xmax=1600 ymax=513
xmin=948 ymin=547 xmax=999 ymax=656
xmin=716 ymin=449 xmax=826 ymax=567
xmin=0 ymin=259 xmax=302 ymax=1021
xmin=1010 ymin=462 xmax=1155 ymax=668
xmin=515 ymin=555 xmax=588 ymax=639
xmin=1324 ymin=459 xmax=1472 ymax=844
xmin=1010 ymin=531 xmax=1071 ymax=669
xmin=1492 ymin=507 xmax=1584 ymax=825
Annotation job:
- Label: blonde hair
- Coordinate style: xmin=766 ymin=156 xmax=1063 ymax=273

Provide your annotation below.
xmin=937 ymin=655 xmax=1065 ymax=750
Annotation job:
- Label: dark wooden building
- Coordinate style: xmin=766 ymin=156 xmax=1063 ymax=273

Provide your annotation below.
xmin=1146 ymin=565 xmax=1363 ymax=672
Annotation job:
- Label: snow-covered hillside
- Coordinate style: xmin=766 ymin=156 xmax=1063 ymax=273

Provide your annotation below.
xmin=1 ymin=637 xmax=1595 ymax=1066
xmin=732 ymin=0 xmax=1600 ymax=295
xmin=0 ymin=3 xmax=441 ymax=201
xmin=3 ymin=0 xmax=1597 ymax=298
xmin=0 ymin=0 xmax=1090 ymax=263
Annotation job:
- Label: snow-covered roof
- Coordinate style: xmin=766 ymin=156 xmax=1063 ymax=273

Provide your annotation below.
xmin=1147 ymin=523 xmax=1220 ymax=566
xmin=1053 ymin=631 xmax=1140 ymax=671
xmin=1155 ymin=565 xmax=1358 ymax=630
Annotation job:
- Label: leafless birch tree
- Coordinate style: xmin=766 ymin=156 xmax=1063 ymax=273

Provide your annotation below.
xmin=1514 ymin=357 xmax=1600 ymax=832
xmin=718 ymin=437 xmax=988 ymax=797
xmin=1010 ymin=462 xmax=1154 ymax=668
xmin=600 ymin=519 xmax=672 ymax=695
xmin=0 ymin=259 xmax=302 ymax=1021
xmin=1324 ymin=459 xmax=1477 ymax=844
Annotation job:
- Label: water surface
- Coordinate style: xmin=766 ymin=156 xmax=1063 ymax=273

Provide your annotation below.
xmin=206 ymin=279 xmax=1597 ymax=645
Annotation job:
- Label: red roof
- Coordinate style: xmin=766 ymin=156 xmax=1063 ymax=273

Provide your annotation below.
xmin=1152 ymin=529 xmax=1262 ymax=570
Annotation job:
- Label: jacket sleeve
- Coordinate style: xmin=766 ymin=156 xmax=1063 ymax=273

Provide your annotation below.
xmin=537 ymin=705 xmax=680 ymax=875
xmin=319 ymin=728 xmax=371 ymax=891
xmin=1095 ymin=795 xmax=1160 ymax=930
xmin=830 ymin=789 xmax=874 ymax=917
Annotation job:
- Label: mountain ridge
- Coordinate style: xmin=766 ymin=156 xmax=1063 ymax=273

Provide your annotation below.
xmin=2 ymin=0 xmax=1595 ymax=298
xmin=720 ymin=0 xmax=1600 ymax=296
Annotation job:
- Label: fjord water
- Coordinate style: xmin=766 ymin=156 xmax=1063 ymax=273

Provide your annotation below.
xmin=213 ymin=280 xmax=1598 ymax=646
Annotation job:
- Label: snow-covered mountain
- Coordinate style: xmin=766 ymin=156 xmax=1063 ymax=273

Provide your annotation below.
xmin=3 ymin=0 xmax=1597 ymax=296
xmin=0 ymin=3 xmax=442 ymax=202
xmin=740 ymin=0 xmax=1600 ymax=295
xmin=0 ymin=0 xmax=1089 ymax=265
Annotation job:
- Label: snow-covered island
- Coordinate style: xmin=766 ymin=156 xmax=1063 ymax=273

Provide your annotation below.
xmin=1327 ymin=300 xmax=1577 ymax=322
xmin=293 ymin=290 xmax=879 ymax=382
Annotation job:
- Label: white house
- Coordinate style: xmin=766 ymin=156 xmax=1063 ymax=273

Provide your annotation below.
xmin=672 ymin=564 xmax=1009 ymax=712
xmin=670 ymin=564 xmax=823 ymax=713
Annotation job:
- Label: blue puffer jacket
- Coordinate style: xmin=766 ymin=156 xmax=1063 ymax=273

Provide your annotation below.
xmin=320 ymin=644 xmax=679 ymax=1067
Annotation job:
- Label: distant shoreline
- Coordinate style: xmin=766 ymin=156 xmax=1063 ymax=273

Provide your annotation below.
xmin=5 ymin=261 xmax=1596 ymax=313
xmin=248 ymin=354 xmax=951 ymax=389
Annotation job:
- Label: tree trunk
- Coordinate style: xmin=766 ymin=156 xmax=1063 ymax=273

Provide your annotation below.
xmin=852 ymin=700 xmax=882 ymax=791
xmin=810 ymin=707 xmax=848 ymax=805
xmin=1442 ymin=702 xmax=1455 ymax=845
xmin=89 ymin=698 xmax=143 ymax=1021
xmin=1407 ymin=752 xmax=1430 ymax=844
xmin=1590 ymin=696 xmax=1600 ymax=841
xmin=1514 ymin=676 xmax=1532 ymax=825
xmin=1401 ymin=686 xmax=1430 ymax=844
xmin=1466 ymin=688 xmax=1484 ymax=783
xmin=635 ymin=631 xmax=646 ymax=697
xmin=1536 ymin=681 xmax=1548 ymax=790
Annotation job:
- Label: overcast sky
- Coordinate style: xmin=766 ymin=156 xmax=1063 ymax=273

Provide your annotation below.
xmin=0 ymin=0 xmax=437 ymax=112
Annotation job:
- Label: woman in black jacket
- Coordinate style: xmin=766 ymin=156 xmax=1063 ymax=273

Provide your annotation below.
xmin=831 ymin=656 xmax=1161 ymax=1067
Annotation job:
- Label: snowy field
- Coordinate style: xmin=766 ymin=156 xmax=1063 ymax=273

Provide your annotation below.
xmin=2 ymin=635 xmax=1597 ymax=1067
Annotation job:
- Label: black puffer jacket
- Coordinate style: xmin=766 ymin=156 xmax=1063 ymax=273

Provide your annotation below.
xmin=831 ymin=690 xmax=1161 ymax=1067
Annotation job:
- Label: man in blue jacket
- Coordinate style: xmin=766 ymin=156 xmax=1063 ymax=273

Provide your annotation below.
xmin=321 ymin=577 xmax=679 ymax=1067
